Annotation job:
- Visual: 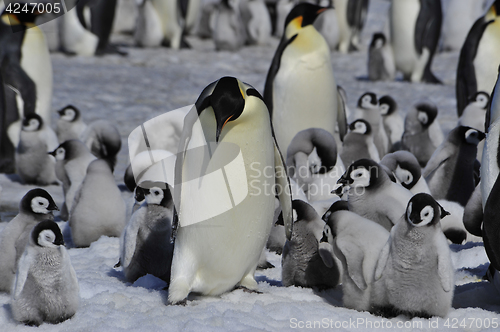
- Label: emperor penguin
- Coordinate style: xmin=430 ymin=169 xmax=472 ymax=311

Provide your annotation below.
xmin=458 ymin=91 xmax=489 ymax=161
xmin=441 ymin=0 xmax=484 ymax=52
xmin=212 ymin=0 xmax=247 ymax=51
xmin=373 ymin=193 xmax=454 ymax=318
xmin=119 ymin=182 xmax=174 ymax=283
xmin=380 ymin=151 xmax=430 ymax=194
xmin=148 ymin=0 xmax=187 ymax=49
xmin=321 ymin=200 xmax=390 ymax=312
xmin=336 ymin=159 xmax=413 ymax=231
xmin=168 ymin=76 xmax=292 ymax=304
xmin=0 ymin=188 xmax=58 ymax=293
xmin=401 ymin=102 xmax=441 ymax=167
xmin=134 ymin=0 xmax=165 ymax=48
xmin=286 ymin=128 xmax=345 ymax=202
xmin=11 ymin=220 xmax=79 ymax=326
xmin=368 ymin=32 xmax=395 ymax=82
xmin=351 ymin=92 xmax=389 ymax=158
xmin=69 ymin=159 xmax=127 ymax=248
xmin=281 ymin=200 xmax=340 ymax=290
xmin=333 ymin=0 xmax=369 ymax=53
xmin=58 ymin=0 xmax=99 ymax=56
xmin=112 ymin=0 xmax=138 ymax=34
xmin=379 ymin=95 xmax=403 ymax=151
xmin=340 ymin=119 xmax=380 ymax=166
xmin=264 ymin=3 xmax=346 ymax=155
xmin=80 ymin=119 xmax=122 ymax=169
xmin=50 ymin=140 xmax=97 ymax=221
xmin=55 ymin=105 xmax=88 ymax=143
xmin=239 ymin=0 xmax=272 ymax=46
xmin=16 ymin=113 xmax=59 ymax=186
xmin=423 ymin=126 xmax=485 ymax=207
xmin=456 ymin=0 xmax=500 ymax=116
xmin=389 ymin=0 xmax=442 ymax=83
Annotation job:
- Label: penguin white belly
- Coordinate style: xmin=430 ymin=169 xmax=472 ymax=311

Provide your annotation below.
xmin=59 ymin=9 xmax=98 ymax=56
xmin=481 ymin=121 xmax=500 ymax=207
xmin=473 ymin=21 xmax=500 ymax=95
xmin=135 ymin=0 xmax=164 ymax=47
xmin=20 ymin=26 xmax=53 ymax=126
xmin=273 ymin=38 xmax=337 ymax=153
xmin=390 ymin=0 xmax=419 ymax=77
xmin=333 ymin=0 xmax=349 ymax=53
xmin=151 ymin=0 xmax=182 ymax=49
xmin=170 ymin=109 xmax=275 ymax=299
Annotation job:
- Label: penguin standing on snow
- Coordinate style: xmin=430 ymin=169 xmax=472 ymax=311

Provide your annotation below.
xmin=264 ymin=3 xmax=346 ymax=154
xmin=372 ymin=193 xmax=454 ymax=318
xmin=11 ymin=220 xmax=79 ymax=326
xmin=389 ymin=0 xmax=442 ymax=83
xmin=0 ymin=189 xmax=58 ymax=293
xmin=368 ymin=33 xmax=395 ymax=82
xmin=168 ymin=77 xmax=292 ymax=304
xmin=456 ymin=0 xmax=500 ymax=116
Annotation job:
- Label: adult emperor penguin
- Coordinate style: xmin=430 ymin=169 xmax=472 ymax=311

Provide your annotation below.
xmin=11 ymin=220 xmax=79 ymax=326
xmin=340 ymin=119 xmax=380 ymax=166
xmin=119 ymin=182 xmax=174 ymax=283
xmin=0 ymin=188 xmax=58 ymax=293
xmin=321 ymin=200 xmax=390 ymax=312
xmin=379 ymin=95 xmax=403 ymax=151
xmin=16 ymin=113 xmax=59 ymax=186
xmin=373 ymin=193 xmax=454 ymax=318
xmin=423 ymin=126 xmax=485 ymax=206
xmin=456 ymin=0 xmax=500 ymax=116
xmin=458 ymin=91 xmax=489 ymax=161
xmin=282 ymin=200 xmax=340 ymax=289
xmin=168 ymin=76 xmax=292 ymax=304
xmin=50 ymin=140 xmax=97 ymax=221
xmin=389 ymin=0 xmax=442 ymax=83
xmin=336 ymin=159 xmax=413 ymax=231
xmin=368 ymin=32 xmax=396 ymax=82
xmin=56 ymin=105 xmax=88 ymax=143
xmin=441 ymin=0 xmax=484 ymax=52
xmin=264 ymin=3 xmax=346 ymax=155
xmin=69 ymin=159 xmax=127 ymax=247
xmin=59 ymin=0 xmax=99 ymax=56
xmin=333 ymin=0 xmax=369 ymax=53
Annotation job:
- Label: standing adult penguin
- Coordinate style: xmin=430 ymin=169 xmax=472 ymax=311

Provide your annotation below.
xmin=239 ymin=0 xmax=272 ymax=46
xmin=313 ymin=0 xmax=340 ymax=51
xmin=168 ymin=77 xmax=292 ymax=304
xmin=11 ymin=220 xmax=79 ymax=326
xmin=59 ymin=0 xmax=99 ymax=56
xmin=333 ymin=0 xmax=369 ymax=53
xmin=441 ymin=0 xmax=484 ymax=52
xmin=373 ymin=193 xmax=454 ymax=318
xmin=368 ymin=32 xmax=395 ymax=82
xmin=134 ymin=0 xmax=164 ymax=48
xmin=389 ymin=0 xmax=442 ymax=83
xmin=0 ymin=188 xmax=58 ymax=293
xmin=281 ymin=200 xmax=340 ymax=289
xmin=264 ymin=3 xmax=346 ymax=155
xmin=456 ymin=0 xmax=500 ymax=116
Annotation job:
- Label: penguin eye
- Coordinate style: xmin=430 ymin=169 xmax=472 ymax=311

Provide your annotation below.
xmin=154 ymin=190 xmax=160 ymax=196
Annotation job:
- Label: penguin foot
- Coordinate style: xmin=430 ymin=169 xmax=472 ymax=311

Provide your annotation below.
xmin=235 ymin=286 xmax=262 ymax=294
xmin=95 ymin=45 xmax=128 ymax=57
xmin=114 ymin=260 xmax=121 ymax=268
xmin=180 ymin=38 xmax=191 ymax=49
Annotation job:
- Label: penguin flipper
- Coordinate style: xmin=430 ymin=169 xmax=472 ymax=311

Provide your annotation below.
xmin=122 ymin=209 xmax=145 ymax=268
xmin=336 ymin=237 xmax=367 ymax=291
xmin=414 ymin=0 xmax=441 ymax=56
xmin=336 ymin=87 xmax=348 ymax=141
xmin=463 ymin=184 xmax=483 ymax=237
xmin=483 ymin=174 xmax=500 ymax=271
xmin=274 ymin=141 xmax=293 ymax=240
xmin=436 ymin=237 xmax=453 ymax=292
xmin=2 ymin=58 xmax=37 ymax=116
xmin=374 ymin=235 xmax=391 ymax=281
xmin=422 ymin=142 xmax=452 ymax=179
xmin=12 ymin=247 xmax=33 ymax=299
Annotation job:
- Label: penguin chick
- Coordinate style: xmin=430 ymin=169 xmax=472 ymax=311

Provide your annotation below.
xmin=239 ymin=0 xmax=272 ymax=45
xmin=401 ymin=102 xmax=440 ymax=167
xmin=69 ymin=159 xmax=127 ymax=247
xmin=373 ymin=193 xmax=454 ymax=318
xmin=16 ymin=114 xmax=59 ymax=186
xmin=119 ymin=182 xmax=174 ymax=283
xmin=336 ymin=159 xmax=413 ymax=231
xmin=0 ymin=189 xmax=58 ymax=293
xmin=55 ymin=105 xmax=88 ymax=143
xmin=11 ymin=220 xmax=79 ymax=326
xmin=423 ymin=126 xmax=485 ymax=206
xmin=287 ymin=128 xmax=344 ymax=202
xmin=368 ymin=32 xmax=395 ymax=82
xmin=380 ymin=151 xmax=430 ymax=194
xmin=212 ymin=0 xmax=247 ymax=51
xmin=80 ymin=119 xmax=122 ymax=169
xmin=321 ymin=200 xmax=390 ymax=312
xmin=458 ymin=91 xmax=489 ymax=161
xmin=281 ymin=200 xmax=340 ymax=289
xmin=379 ymin=95 xmax=403 ymax=152
xmin=340 ymin=119 xmax=380 ymax=166
xmin=50 ymin=140 xmax=97 ymax=220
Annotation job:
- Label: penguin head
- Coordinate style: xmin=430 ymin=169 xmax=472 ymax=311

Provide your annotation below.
xmin=405 ymin=193 xmax=449 ymax=227
xmin=381 ymin=151 xmax=421 ymax=190
xmin=49 ymin=140 xmax=88 ymax=161
xmin=462 ymin=127 xmax=486 ymax=146
xmin=21 ymin=188 xmax=59 ymax=215
xmin=349 ymin=119 xmax=371 ymax=135
xmin=338 ymin=159 xmax=385 ymax=190
xmin=468 ymin=92 xmax=489 ymax=110
xmin=138 ymin=181 xmax=173 ymax=208
xmin=414 ymin=102 xmax=438 ymax=128
xmin=321 ymin=200 xmax=348 ymax=224
xmin=195 ymin=76 xmax=265 ymax=142
xmin=57 ymin=105 xmax=81 ymax=122
xmin=379 ymin=95 xmax=397 ymax=116
xmin=292 ymin=199 xmax=324 ymax=241
xmin=134 ymin=186 xmax=146 ymax=203
xmin=284 ymin=3 xmax=327 ymax=39
xmin=22 ymin=113 xmax=43 ymax=132
xmin=357 ymin=92 xmax=379 ymax=110
xmin=370 ymin=32 xmax=386 ymax=49
xmin=31 ymin=220 xmax=64 ymax=248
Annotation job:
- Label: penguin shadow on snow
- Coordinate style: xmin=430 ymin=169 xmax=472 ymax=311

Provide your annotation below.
xmin=312 ymin=286 xmax=343 ymax=307
xmin=453 ymin=278 xmax=500 ymax=312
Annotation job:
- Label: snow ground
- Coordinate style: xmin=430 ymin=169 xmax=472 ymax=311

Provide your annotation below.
xmin=0 ymin=0 xmax=500 ymax=330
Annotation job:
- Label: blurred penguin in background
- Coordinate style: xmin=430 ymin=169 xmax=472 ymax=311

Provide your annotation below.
xmin=275 ymin=0 xmax=295 ymax=38
xmin=239 ymin=0 xmax=272 ymax=46
xmin=440 ymin=0 xmax=484 ymax=52
xmin=314 ymin=0 xmax=340 ymax=51
xmin=112 ymin=0 xmax=138 ymax=34
xmin=334 ymin=0 xmax=369 ymax=53
xmin=368 ymin=32 xmax=395 ymax=81
xmin=212 ymin=0 xmax=247 ymax=51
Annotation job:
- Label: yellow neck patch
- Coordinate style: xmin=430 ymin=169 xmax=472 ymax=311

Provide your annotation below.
xmin=1 ymin=14 xmax=20 ymax=26
xmin=486 ymin=4 xmax=498 ymax=21
xmin=285 ymin=16 xmax=303 ymax=40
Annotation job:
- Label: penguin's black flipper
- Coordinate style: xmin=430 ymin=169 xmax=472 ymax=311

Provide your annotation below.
xmin=178 ymin=0 xmax=190 ymax=19
xmin=456 ymin=18 xmax=492 ymax=116
xmin=346 ymin=0 xmax=369 ymax=33
xmin=463 ymin=184 xmax=483 ymax=237
xmin=483 ymin=173 xmax=500 ymax=271
xmin=2 ymin=57 xmax=37 ymax=117
xmin=78 ymin=0 xmax=118 ymax=55
xmin=415 ymin=0 xmax=442 ymax=84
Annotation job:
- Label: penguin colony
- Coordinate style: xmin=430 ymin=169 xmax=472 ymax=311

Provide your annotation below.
xmin=1 ymin=0 xmax=500 ymax=327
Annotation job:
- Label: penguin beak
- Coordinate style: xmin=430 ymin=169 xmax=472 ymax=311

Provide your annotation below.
xmin=49 ymin=202 xmax=59 ymax=211
xmin=48 ymin=149 xmax=57 ymax=157
xmin=216 ymin=115 xmax=234 ymax=143
xmin=54 ymin=237 xmax=65 ymax=246
xmin=316 ymin=8 xmax=327 ymax=15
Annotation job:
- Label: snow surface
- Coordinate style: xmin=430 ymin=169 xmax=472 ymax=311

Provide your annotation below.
xmin=0 ymin=0 xmax=500 ymax=330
